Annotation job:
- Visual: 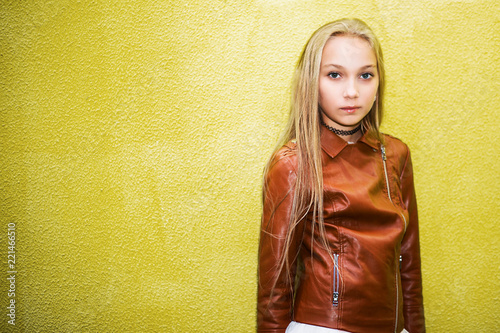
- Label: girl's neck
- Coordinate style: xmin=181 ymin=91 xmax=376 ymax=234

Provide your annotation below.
xmin=320 ymin=118 xmax=363 ymax=143
xmin=344 ymin=130 xmax=363 ymax=143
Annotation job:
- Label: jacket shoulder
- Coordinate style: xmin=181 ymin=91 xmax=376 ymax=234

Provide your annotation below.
xmin=263 ymin=140 xmax=298 ymax=207
xmin=268 ymin=140 xmax=298 ymax=174
xmin=381 ymin=133 xmax=412 ymax=176
xmin=382 ymin=133 xmax=408 ymax=149
xmin=382 ymin=133 xmax=410 ymax=157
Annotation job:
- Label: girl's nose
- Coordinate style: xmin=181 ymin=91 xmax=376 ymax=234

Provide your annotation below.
xmin=343 ymin=80 xmax=359 ymax=99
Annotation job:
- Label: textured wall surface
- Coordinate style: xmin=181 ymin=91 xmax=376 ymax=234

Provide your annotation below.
xmin=1 ymin=0 xmax=499 ymax=332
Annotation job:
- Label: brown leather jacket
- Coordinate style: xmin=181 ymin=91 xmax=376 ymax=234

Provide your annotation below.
xmin=258 ymin=128 xmax=425 ymax=333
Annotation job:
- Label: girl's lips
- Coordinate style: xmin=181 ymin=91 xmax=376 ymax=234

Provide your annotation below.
xmin=341 ymin=106 xmax=360 ymax=113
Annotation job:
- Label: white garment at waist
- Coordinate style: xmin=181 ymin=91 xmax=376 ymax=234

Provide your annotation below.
xmin=286 ymin=321 xmax=409 ymax=333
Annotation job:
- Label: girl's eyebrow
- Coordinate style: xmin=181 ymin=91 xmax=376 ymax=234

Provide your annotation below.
xmin=322 ymin=64 xmax=376 ymax=70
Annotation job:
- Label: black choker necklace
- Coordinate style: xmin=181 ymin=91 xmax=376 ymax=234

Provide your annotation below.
xmin=321 ymin=118 xmax=361 ymax=136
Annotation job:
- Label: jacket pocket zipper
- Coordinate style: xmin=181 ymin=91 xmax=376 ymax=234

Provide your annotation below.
xmin=333 ymin=253 xmax=340 ymax=307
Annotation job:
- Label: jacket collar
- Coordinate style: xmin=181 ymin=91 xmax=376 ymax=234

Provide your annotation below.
xmin=320 ymin=126 xmax=380 ymax=159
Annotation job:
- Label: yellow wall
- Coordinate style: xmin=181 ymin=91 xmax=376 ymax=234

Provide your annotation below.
xmin=1 ymin=0 xmax=499 ymax=332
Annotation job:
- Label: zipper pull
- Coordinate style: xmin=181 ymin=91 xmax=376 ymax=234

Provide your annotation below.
xmin=333 ymin=292 xmax=339 ymax=306
xmin=381 ymin=144 xmax=387 ymax=161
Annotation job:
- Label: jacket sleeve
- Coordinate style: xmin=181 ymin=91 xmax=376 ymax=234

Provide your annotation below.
xmin=257 ymin=152 xmax=302 ymax=333
xmin=400 ymin=146 xmax=426 ymax=333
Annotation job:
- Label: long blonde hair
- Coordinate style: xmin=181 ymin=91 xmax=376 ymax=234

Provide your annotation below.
xmin=263 ymin=18 xmax=385 ymax=288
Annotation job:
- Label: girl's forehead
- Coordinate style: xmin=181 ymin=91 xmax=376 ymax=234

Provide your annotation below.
xmin=321 ymin=36 xmax=376 ymax=66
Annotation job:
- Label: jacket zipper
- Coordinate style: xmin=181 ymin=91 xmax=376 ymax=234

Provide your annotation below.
xmin=394 ymin=258 xmax=399 ymax=333
xmin=392 ymin=255 xmax=403 ymax=333
xmin=381 ymin=144 xmax=404 ymax=333
xmin=333 ymin=253 xmax=340 ymax=307
xmin=380 ymin=145 xmax=392 ymax=202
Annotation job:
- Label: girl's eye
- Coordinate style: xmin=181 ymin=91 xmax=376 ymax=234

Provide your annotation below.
xmin=328 ymin=72 xmax=340 ymax=79
xmin=360 ymin=73 xmax=373 ymax=79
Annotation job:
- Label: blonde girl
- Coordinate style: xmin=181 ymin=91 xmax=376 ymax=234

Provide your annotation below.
xmin=258 ymin=18 xmax=425 ymax=333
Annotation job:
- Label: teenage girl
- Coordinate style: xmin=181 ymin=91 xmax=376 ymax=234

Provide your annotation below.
xmin=257 ymin=19 xmax=425 ymax=333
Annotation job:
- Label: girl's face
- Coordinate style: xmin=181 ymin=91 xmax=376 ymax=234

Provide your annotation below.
xmin=318 ymin=36 xmax=379 ymax=131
